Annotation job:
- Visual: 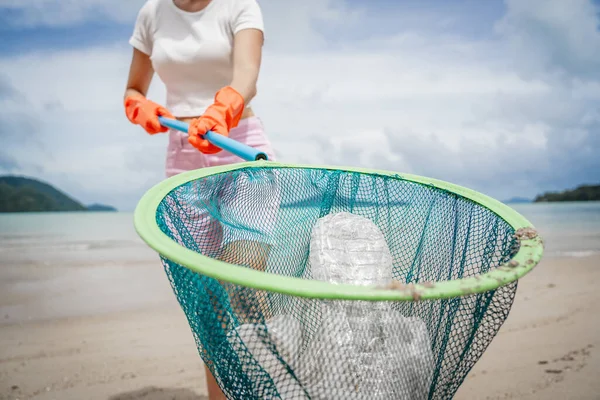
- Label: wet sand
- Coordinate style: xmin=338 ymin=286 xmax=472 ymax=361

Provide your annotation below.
xmin=1 ymin=254 xmax=599 ymax=399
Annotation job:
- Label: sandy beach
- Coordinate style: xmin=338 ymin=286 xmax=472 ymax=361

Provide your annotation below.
xmin=0 ymin=207 xmax=599 ymax=400
xmin=1 ymin=253 xmax=598 ymax=400
xmin=0 ymin=258 xmax=210 ymax=400
xmin=455 ymin=254 xmax=600 ymax=400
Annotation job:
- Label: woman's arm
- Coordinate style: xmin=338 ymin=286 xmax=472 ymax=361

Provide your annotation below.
xmin=122 ymin=48 xmax=172 ymax=133
xmin=124 ymin=48 xmax=154 ymax=100
xmin=186 ymin=28 xmax=263 ymax=152
xmin=229 ymin=28 xmax=264 ymax=106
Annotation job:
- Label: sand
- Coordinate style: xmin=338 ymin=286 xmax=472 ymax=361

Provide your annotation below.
xmin=455 ymin=255 xmax=600 ymax=400
xmin=1 ymin=255 xmax=599 ymax=400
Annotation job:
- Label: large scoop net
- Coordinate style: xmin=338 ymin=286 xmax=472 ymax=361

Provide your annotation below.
xmin=135 ymin=163 xmax=543 ymax=400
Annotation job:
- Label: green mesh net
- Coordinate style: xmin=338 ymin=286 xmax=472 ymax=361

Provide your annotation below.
xmin=154 ymin=166 xmax=521 ymax=400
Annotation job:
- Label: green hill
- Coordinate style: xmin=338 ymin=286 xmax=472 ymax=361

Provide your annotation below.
xmin=0 ymin=176 xmax=116 ymax=213
xmin=534 ymin=184 xmax=600 ymax=202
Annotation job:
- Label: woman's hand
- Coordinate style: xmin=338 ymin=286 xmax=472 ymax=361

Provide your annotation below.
xmin=124 ymin=94 xmax=174 ymax=135
xmin=188 ymin=86 xmax=245 ymax=153
xmin=123 ymin=48 xmax=174 ymax=134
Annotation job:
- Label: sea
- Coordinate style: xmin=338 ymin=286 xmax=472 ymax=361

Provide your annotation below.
xmin=508 ymin=201 xmax=600 ymax=258
xmin=0 ymin=202 xmax=599 ymax=263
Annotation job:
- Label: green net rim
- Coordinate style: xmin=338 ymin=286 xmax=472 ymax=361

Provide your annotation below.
xmin=134 ymin=161 xmax=544 ymax=302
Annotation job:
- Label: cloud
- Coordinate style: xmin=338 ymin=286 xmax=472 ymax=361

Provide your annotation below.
xmin=0 ymin=75 xmax=44 ymax=172
xmin=0 ymin=0 xmax=146 ymax=28
xmin=495 ymin=0 xmax=600 ymax=79
xmin=0 ymin=43 xmax=169 ymax=209
xmin=0 ymin=0 xmax=598 ymax=211
xmin=254 ymin=0 xmax=600 ymax=201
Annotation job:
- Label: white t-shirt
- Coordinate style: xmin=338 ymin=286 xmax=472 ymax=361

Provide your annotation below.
xmin=129 ymin=0 xmax=264 ymax=117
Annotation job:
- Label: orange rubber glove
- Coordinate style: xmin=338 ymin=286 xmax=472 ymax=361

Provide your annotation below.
xmin=124 ymin=94 xmax=174 ymax=135
xmin=188 ymin=86 xmax=245 ymax=154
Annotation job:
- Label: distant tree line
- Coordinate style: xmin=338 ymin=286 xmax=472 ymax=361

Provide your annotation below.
xmin=534 ymin=184 xmax=600 ymax=202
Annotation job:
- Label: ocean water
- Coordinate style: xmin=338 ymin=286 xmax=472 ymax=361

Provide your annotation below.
xmin=0 ymin=202 xmax=598 ymax=264
xmin=509 ymin=201 xmax=600 ymax=258
xmin=0 ymin=211 xmax=156 ymax=265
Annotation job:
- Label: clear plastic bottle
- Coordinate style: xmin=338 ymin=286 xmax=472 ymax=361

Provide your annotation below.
xmin=298 ymin=212 xmax=435 ymax=399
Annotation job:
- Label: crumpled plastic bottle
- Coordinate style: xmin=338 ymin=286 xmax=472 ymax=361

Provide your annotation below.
xmin=294 ymin=212 xmax=435 ymax=399
xmin=231 ymin=212 xmax=435 ymax=399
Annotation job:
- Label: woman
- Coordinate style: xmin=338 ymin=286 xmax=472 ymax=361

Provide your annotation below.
xmin=124 ymin=0 xmax=274 ymax=169
xmin=123 ymin=1 xmax=275 ymax=399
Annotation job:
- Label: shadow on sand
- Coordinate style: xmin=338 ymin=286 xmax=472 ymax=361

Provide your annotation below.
xmin=108 ymin=386 xmax=207 ymax=400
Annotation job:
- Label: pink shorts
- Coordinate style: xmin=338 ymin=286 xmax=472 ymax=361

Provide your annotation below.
xmin=165 ymin=116 xmax=276 ymax=177
xmin=163 ymin=117 xmax=280 ymax=251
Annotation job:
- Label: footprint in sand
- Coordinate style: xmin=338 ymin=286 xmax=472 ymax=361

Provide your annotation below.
xmin=538 ymin=344 xmax=594 ymax=376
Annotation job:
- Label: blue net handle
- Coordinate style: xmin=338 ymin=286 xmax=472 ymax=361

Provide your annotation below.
xmin=158 ymin=116 xmax=269 ymax=161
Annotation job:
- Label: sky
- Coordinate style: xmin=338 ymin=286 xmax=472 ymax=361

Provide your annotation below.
xmin=0 ymin=0 xmax=599 ymax=211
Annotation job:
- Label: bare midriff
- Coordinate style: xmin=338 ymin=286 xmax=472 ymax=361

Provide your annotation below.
xmin=176 ymin=107 xmax=255 ymax=124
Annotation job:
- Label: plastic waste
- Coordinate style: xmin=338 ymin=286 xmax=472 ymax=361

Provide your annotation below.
xmin=232 ymin=212 xmax=435 ymax=399
xmin=297 ymin=212 xmax=435 ymax=399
